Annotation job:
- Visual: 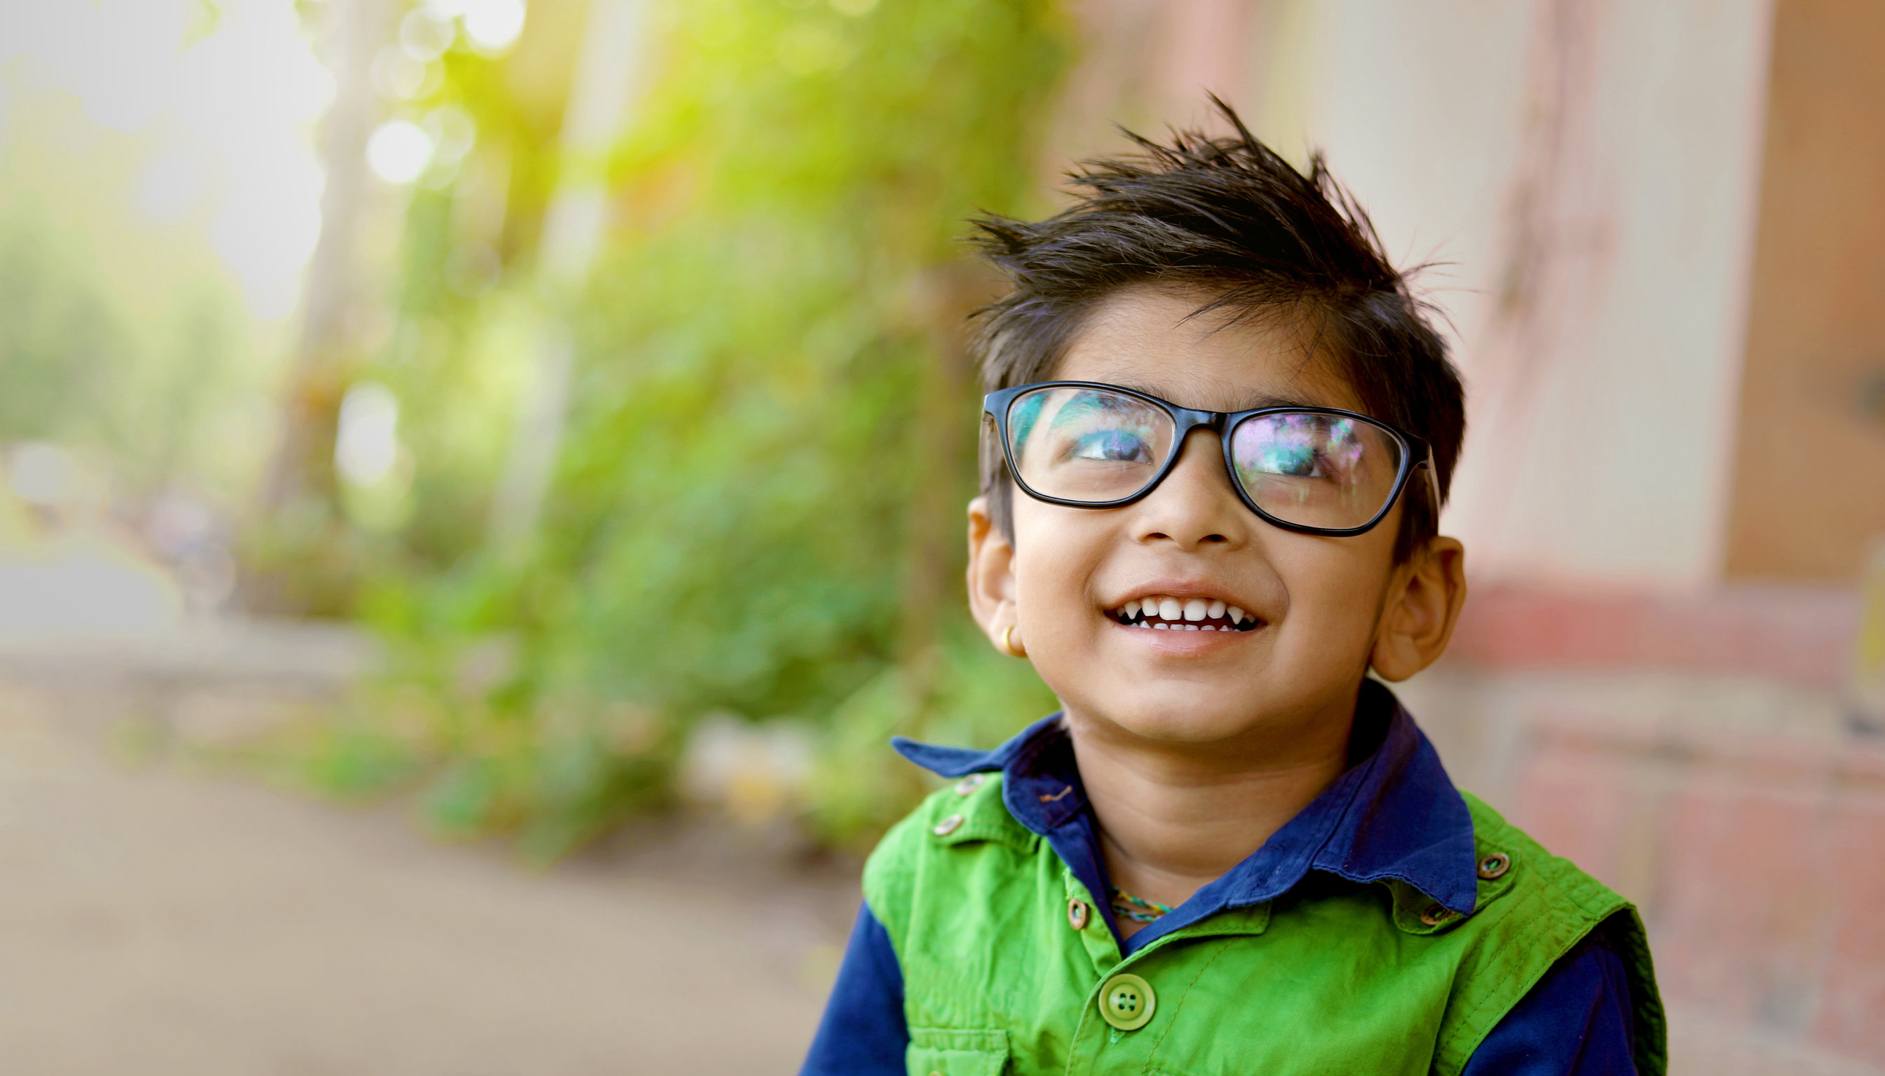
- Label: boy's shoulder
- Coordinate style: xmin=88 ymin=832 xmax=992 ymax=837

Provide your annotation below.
xmin=863 ymin=771 xmax=1032 ymax=903
xmin=1447 ymin=791 xmax=1667 ymax=1073
xmin=1448 ymin=794 xmax=1635 ymax=972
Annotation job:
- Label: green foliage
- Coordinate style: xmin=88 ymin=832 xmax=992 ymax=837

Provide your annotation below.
xmin=347 ymin=0 xmax=1071 ymax=853
xmin=0 ymin=204 xmax=253 ymax=493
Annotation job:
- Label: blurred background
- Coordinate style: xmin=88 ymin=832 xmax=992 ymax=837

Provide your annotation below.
xmin=1 ymin=0 xmax=1881 ymax=1072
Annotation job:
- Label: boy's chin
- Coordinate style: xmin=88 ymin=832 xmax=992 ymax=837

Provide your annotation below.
xmin=1080 ymin=700 xmax=1284 ymax=749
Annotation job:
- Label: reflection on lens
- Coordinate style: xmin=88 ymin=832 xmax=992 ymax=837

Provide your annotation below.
xmin=1008 ymin=386 xmax=1174 ymax=502
xmin=1231 ymin=411 xmax=1402 ymax=529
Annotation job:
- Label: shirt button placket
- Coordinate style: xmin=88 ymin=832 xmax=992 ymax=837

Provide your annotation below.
xmin=1062 ymin=872 xmax=1121 ymax=972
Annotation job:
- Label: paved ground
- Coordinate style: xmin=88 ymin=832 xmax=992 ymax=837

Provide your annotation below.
xmin=0 ymin=669 xmax=857 ymax=1075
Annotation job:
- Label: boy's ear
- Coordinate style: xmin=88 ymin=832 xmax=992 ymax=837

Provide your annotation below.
xmin=1368 ymin=536 xmax=1468 ymax=682
xmin=966 ymin=495 xmax=1017 ymax=646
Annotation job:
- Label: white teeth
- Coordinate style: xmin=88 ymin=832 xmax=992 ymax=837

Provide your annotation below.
xmin=1152 ymin=622 xmax=1169 ymax=630
xmin=1202 ymin=625 xmax=1217 ymax=631
xmin=1116 ymin=594 xmax=1255 ymax=628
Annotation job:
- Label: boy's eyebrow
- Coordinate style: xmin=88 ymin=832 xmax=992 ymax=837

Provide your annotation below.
xmin=1229 ymin=390 xmax=1328 ymax=411
xmin=1108 ymin=379 xmax=1332 ymax=412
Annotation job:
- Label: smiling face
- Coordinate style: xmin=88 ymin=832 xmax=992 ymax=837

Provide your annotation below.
xmin=969 ymin=285 xmax=1456 ymax=762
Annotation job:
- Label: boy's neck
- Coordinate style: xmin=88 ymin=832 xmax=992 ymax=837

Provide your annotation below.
xmin=1068 ymin=699 xmax=1357 ymax=918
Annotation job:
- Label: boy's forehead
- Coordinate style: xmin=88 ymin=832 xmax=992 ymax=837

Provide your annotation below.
xmin=1052 ymin=285 xmax=1365 ymax=413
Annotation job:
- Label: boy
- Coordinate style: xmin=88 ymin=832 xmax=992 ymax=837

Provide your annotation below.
xmin=803 ymin=98 xmax=1663 ymax=1075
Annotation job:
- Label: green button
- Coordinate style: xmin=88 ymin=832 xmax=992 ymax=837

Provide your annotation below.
xmin=1098 ymin=972 xmax=1156 ymax=1031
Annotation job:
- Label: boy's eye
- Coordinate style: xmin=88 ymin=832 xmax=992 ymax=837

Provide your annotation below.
xmin=1068 ymin=429 xmax=1153 ymax=464
xmin=1250 ymin=443 xmax=1324 ymax=477
xmin=1235 ymin=415 xmax=1364 ymax=481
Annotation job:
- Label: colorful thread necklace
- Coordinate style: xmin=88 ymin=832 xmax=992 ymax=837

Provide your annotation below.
xmin=1109 ymin=886 xmax=1175 ymax=923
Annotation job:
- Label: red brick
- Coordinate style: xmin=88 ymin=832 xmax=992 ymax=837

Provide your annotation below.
xmin=1508 ymin=747 xmax=1636 ymax=887
xmin=1811 ymin=801 xmax=1885 ymax=1064
xmin=1653 ymin=784 xmax=1834 ymax=1029
xmin=1445 ymin=583 xmax=1859 ymax=688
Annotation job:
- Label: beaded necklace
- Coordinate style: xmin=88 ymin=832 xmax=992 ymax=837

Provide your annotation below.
xmin=1109 ymin=886 xmax=1175 ymax=923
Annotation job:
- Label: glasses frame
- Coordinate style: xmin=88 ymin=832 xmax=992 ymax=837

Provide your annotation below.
xmin=983 ymin=380 xmax=1439 ymax=538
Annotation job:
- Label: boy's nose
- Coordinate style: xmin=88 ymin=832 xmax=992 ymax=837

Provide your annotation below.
xmin=1131 ymin=427 xmax=1248 ymax=549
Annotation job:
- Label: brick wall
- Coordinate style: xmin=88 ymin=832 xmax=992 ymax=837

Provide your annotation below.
xmin=1396 ymin=583 xmax=1884 ymax=1075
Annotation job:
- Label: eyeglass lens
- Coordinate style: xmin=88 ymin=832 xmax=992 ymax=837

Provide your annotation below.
xmin=1006 ymin=385 xmax=1407 ymax=530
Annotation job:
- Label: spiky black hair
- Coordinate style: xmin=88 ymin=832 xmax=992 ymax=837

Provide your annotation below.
xmin=967 ymin=95 xmax=1465 ymax=564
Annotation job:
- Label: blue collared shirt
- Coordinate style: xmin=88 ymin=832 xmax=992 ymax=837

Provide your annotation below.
xmin=803 ymin=679 xmax=1637 ymax=1073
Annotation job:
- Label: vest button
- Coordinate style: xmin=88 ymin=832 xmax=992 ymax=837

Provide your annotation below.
xmin=1068 ymin=898 xmax=1090 ymax=931
xmin=1098 ymin=972 xmax=1156 ymax=1031
xmin=1477 ymin=852 xmax=1511 ymax=879
xmin=954 ymin=774 xmax=985 ymax=796
xmin=931 ymin=813 xmax=964 ymax=837
xmin=1419 ymin=902 xmax=1455 ymax=927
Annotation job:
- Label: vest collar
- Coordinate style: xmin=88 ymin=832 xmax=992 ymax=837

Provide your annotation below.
xmin=890 ymin=678 xmax=1480 ymax=920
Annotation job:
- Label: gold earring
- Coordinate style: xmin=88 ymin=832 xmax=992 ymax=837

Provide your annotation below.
xmin=1001 ymin=624 xmax=1027 ymax=659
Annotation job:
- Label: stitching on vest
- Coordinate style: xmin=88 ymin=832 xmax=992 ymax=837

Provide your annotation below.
xmin=1615 ymin=909 xmax=1668 ymax=1072
xmin=1440 ymin=812 xmax=1549 ymax=1065
xmin=1141 ymin=942 xmax=1234 ymax=1067
xmin=1434 ymin=801 xmax=1610 ymax=1072
xmin=1437 ymin=878 xmax=1552 ymax=1072
xmin=1440 ymin=836 xmax=1636 ymax=1070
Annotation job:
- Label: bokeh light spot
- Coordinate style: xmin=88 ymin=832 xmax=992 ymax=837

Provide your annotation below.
xmin=462 ymin=0 xmax=527 ymax=53
xmin=336 ymin=382 xmax=402 ymax=486
xmin=367 ymin=119 xmax=434 ymax=184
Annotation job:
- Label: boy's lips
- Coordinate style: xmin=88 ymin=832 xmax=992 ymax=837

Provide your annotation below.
xmin=1100 ymin=583 xmax=1269 ymax=657
xmin=1101 ymin=579 xmax=1268 ymax=633
xmin=1106 ymin=610 xmax=1266 ymax=655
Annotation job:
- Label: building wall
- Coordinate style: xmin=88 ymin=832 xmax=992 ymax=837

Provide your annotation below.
xmin=1723 ymin=0 xmax=1885 ymax=583
xmin=1240 ymin=0 xmax=1774 ymax=588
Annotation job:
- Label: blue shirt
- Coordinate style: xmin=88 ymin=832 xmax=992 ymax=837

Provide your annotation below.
xmin=803 ymin=678 xmax=1639 ymax=1073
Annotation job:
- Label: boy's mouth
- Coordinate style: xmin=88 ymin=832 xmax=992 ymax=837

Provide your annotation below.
xmin=1105 ymin=596 xmax=1262 ymax=632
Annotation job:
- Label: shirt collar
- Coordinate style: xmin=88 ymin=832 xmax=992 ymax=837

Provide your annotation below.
xmin=890 ymin=678 xmax=1480 ymax=917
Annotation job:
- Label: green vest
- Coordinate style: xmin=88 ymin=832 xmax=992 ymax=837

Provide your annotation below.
xmin=863 ymin=775 xmax=1665 ymax=1075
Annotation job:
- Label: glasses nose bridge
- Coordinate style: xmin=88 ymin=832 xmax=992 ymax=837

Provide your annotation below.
xmin=1162 ymin=406 xmax=1230 ymax=468
xmin=1167 ymin=405 xmax=1227 ymax=442
xmin=1151 ymin=406 xmax=1239 ymax=504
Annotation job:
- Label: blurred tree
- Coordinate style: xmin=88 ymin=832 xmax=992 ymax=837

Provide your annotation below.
xmin=280 ymin=0 xmax=1072 ymax=857
xmin=251 ymin=0 xmax=391 ymax=613
xmin=0 ymin=136 xmax=252 ymax=500
xmin=488 ymin=0 xmax=651 ymax=555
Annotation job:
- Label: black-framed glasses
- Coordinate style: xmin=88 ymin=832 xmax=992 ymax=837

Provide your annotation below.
xmin=983 ymin=381 xmax=1438 ymax=537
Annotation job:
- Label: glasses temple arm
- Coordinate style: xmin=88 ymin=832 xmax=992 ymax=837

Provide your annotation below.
xmin=1414 ymin=450 xmax=1441 ymax=513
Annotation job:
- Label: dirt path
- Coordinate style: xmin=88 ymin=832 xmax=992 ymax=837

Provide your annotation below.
xmin=0 ymin=675 xmax=857 ymax=1075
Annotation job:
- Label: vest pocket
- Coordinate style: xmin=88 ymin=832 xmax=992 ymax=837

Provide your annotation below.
xmin=906 ymin=1027 xmax=1009 ymax=1076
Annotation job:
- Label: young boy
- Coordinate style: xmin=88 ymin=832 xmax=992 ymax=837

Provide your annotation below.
xmin=802 ymin=99 xmax=1664 ymax=1075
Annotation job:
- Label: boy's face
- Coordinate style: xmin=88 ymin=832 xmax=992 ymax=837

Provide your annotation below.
xmin=968 ymin=285 xmax=1466 ymax=759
